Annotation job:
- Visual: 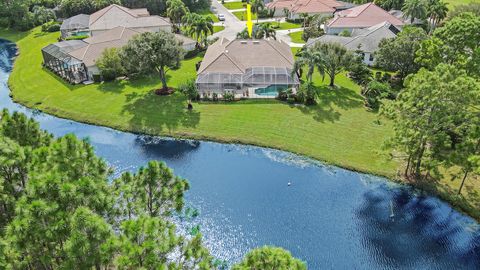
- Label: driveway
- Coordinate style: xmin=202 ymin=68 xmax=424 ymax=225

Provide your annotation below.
xmin=210 ymin=0 xmax=245 ymax=40
xmin=209 ymin=0 xmax=305 ymax=48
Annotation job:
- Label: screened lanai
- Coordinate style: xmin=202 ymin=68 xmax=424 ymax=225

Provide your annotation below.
xmin=41 ymin=40 xmax=88 ymax=84
xmin=196 ymin=66 xmax=299 ymax=92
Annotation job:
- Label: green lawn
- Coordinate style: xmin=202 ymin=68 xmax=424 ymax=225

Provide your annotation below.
xmin=288 ymin=31 xmax=304 ymax=43
xmin=196 ymin=9 xmax=219 ymax=22
xmin=274 ymin=21 xmax=303 ymax=30
xmin=222 ymin=1 xmax=245 ymax=9
xmin=232 ymin=10 xmax=257 ymax=21
xmin=213 ymin=25 xmax=225 ymax=33
xmin=1 ymin=27 xmax=479 ymax=220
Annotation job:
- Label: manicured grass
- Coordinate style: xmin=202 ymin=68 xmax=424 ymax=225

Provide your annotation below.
xmin=222 ymin=1 xmax=245 ymax=10
xmin=232 ymin=10 xmax=257 ymax=21
xmin=197 ymin=9 xmax=220 ymax=22
xmin=213 ymin=25 xmax=225 ymax=33
xmin=288 ymin=31 xmax=304 ymax=43
xmin=1 ymin=27 xmax=479 ymax=220
xmin=274 ymin=21 xmax=303 ymax=30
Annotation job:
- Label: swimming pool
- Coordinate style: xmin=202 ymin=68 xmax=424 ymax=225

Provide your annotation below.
xmin=254 ymin=85 xmax=288 ymax=96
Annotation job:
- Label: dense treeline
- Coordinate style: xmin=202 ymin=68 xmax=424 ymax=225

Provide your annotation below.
xmin=0 ymin=109 xmax=306 ymax=269
xmin=0 ymin=0 xmax=211 ymax=30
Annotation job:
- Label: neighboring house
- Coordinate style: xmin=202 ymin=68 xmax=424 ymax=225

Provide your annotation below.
xmin=307 ymin=21 xmax=400 ymax=65
xmin=42 ymin=27 xmax=195 ymax=83
xmin=60 ymin=14 xmax=90 ymax=39
xmin=41 ymin=40 xmax=90 ymax=84
xmin=196 ymin=38 xmax=299 ymax=98
xmin=266 ymin=0 xmax=346 ymax=20
xmin=60 ymin=4 xmax=171 ymax=38
xmin=325 ymin=3 xmax=404 ymax=34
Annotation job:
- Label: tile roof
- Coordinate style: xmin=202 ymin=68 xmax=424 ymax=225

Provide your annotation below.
xmin=88 ymin=4 xmax=170 ymax=31
xmin=308 ymin=21 xmax=399 ymax=52
xmin=267 ymin=0 xmax=344 ymax=14
xmin=67 ymin=27 xmax=192 ymax=68
xmin=327 ymin=3 xmax=404 ymax=28
xmin=198 ymin=38 xmax=294 ymax=74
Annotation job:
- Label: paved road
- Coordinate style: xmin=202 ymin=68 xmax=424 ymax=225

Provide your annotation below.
xmin=210 ymin=0 xmax=245 ymax=40
xmin=209 ymin=0 xmax=305 ymax=47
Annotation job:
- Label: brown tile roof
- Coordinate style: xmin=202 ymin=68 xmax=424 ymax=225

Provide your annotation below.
xmin=198 ymin=38 xmax=294 ymax=74
xmin=67 ymin=27 xmax=194 ymax=68
xmin=89 ymin=4 xmax=170 ymax=31
xmin=327 ymin=3 xmax=404 ymax=29
xmin=267 ymin=0 xmax=343 ymax=14
xmin=69 ymin=27 xmax=141 ymax=67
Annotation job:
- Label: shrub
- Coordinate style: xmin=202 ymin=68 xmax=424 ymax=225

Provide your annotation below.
xmin=96 ymin=48 xmax=124 ymax=81
xmin=347 ymin=55 xmax=372 ymax=86
xmin=296 ymin=82 xmax=316 ymax=105
xmin=212 ymin=93 xmax=219 ymax=101
xmin=223 ymin=92 xmax=235 ymax=101
xmin=41 ymin=21 xmax=60 ymax=32
xmin=338 ymin=30 xmax=351 ymax=37
xmin=178 ymin=79 xmax=199 ymax=102
xmin=361 ymin=80 xmax=391 ymax=109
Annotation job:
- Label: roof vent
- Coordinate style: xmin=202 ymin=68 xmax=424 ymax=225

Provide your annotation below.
xmin=225 ymin=50 xmax=229 ymax=53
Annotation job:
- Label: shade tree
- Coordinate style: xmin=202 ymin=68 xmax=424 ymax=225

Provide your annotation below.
xmin=375 ymin=26 xmax=428 ymax=80
xmin=121 ymin=31 xmax=185 ymax=90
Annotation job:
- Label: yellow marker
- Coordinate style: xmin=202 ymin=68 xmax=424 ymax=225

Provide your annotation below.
xmin=246 ymin=4 xmax=253 ymax=38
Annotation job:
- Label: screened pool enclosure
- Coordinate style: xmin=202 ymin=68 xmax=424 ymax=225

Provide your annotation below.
xmin=196 ymin=66 xmax=300 ymax=98
xmin=41 ymin=40 xmax=88 ymax=84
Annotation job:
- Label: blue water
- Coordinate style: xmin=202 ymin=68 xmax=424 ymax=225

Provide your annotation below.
xmin=1 ymin=39 xmax=479 ymax=269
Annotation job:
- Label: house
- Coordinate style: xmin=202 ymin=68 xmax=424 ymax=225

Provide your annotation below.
xmin=306 ymin=21 xmax=400 ymax=65
xmin=266 ymin=0 xmax=347 ymax=20
xmin=60 ymin=4 xmax=171 ymax=38
xmin=42 ymin=27 xmax=196 ymax=83
xmin=196 ymin=38 xmax=299 ymax=98
xmin=325 ymin=3 xmax=404 ymax=34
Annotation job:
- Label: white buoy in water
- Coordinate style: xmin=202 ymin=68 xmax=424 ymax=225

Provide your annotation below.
xmin=288 ymin=182 xmax=291 ymax=186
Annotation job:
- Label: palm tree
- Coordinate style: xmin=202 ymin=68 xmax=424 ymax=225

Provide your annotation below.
xmin=426 ymin=0 xmax=448 ymax=31
xmin=312 ymin=42 xmax=352 ymax=87
xmin=250 ymin=0 xmax=265 ymax=23
xmin=402 ymin=0 xmax=427 ymax=23
xmin=300 ymin=13 xmax=312 ymax=28
xmin=256 ymin=23 xmax=276 ymax=39
xmin=166 ymin=0 xmax=189 ymax=32
xmin=183 ymin=13 xmax=213 ymax=48
xmin=292 ymin=47 xmax=324 ymax=83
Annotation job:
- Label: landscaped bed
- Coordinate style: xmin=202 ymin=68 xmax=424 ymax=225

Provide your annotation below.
xmin=1 ymin=27 xmax=479 ymax=221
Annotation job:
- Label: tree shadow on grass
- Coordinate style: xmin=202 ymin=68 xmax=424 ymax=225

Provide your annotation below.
xmin=121 ymin=91 xmax=200 ymax=135
xmin=295 ymin=84 xmax=364 ymax=123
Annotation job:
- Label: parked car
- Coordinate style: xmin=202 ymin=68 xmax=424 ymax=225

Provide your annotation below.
xmin=218 ymin=14 xmax=225 ymax=21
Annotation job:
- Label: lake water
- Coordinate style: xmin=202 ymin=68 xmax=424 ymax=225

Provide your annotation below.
xmin=1 ymin=39 xmax=479 ymax=269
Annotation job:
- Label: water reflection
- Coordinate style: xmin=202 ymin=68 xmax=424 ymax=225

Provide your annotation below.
xmin=0 ymin=39 xmax=479 ymax=269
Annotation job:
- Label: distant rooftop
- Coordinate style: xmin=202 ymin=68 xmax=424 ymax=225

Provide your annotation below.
xmin=308 ymin=21 xmax=399 ymax=53
xmin=327 ymin=3 xmax=404 ymax=29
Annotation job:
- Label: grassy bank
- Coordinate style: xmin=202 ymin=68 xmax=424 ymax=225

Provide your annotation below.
xmin=1 ymin=27 xmax=479 ymax=220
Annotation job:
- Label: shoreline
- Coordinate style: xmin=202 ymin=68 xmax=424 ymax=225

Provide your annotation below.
xmin=2 ymin=33 xmax=479 ymax=222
